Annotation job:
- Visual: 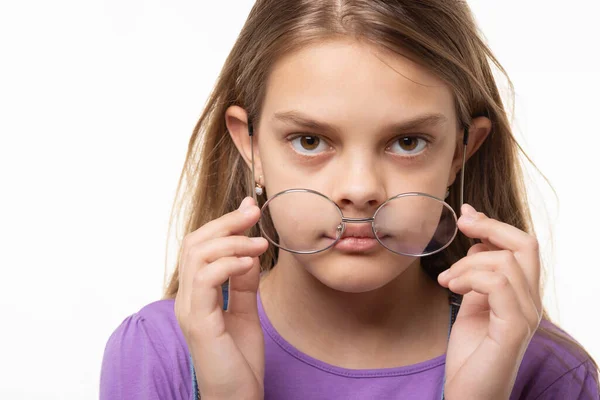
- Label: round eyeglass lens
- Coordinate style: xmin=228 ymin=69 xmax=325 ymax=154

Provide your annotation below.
xmin=259 ymin=189 xmax=343 ymax=254
xmin=373 ymin=193 xmax=457 ymax=256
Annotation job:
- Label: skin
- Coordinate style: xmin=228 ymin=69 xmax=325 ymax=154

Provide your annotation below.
xmin=174 ymin=38 xmax=542 ymax=399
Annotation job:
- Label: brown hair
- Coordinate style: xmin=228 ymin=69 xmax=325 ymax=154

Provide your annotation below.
xmin=163 ymin=0 xmax=598 ymax=391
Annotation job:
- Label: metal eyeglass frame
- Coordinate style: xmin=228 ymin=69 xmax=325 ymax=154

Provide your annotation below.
xmin=247 ymin=122 xmax=470 ymax=256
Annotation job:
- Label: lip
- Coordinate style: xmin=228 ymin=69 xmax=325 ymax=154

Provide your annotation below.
xmin=333 ymin=236 xmax=380 ymax=252
xmin=340 ymin=225 xmax=375 ymax=239
xmin=331 ymin=225 xmax=381 ymax=252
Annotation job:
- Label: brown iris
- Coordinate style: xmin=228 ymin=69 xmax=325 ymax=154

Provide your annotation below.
xmin=300 ymin=136 xmax=320 ymax=150
xmin=398 ymin=137 xmax=418 ymax=151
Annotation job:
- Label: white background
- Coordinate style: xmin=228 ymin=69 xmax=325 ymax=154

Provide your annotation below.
xmin=0 ymin=1 xmax=598 ymax=398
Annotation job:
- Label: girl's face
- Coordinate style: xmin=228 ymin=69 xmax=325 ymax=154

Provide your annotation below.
xmin=240 ymin=39 xmax=464 ymax=292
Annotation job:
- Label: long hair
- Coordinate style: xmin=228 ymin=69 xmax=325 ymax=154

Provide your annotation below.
xmin=162 ymin=0 xmax=598 ymax=388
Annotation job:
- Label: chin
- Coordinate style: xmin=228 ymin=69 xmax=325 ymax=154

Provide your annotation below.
xmin=300 ymin=251 xmax=417 ymax=294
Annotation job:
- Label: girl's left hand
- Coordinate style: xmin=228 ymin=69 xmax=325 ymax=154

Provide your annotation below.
xmin=437 ymin=203 xmax=543 ymax=400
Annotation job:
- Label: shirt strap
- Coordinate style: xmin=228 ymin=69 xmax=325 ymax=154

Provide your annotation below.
xmin=441 ymin=290 xmax=463 ymax=400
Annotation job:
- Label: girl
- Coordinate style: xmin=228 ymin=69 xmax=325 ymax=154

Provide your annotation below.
xmin=100 ymin=1 xmax=599 ymax=399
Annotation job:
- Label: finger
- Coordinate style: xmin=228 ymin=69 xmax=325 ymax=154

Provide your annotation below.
xmin=439 ymin=250 xmax=541 ymax=325
xmin=190 ymin=256 xmax=255 ymax=331
xmin=479 ymin=238 xmax=500 ymax=252
xmin=436 ymin=243 xmax=487 ymax=280
xmin=457 ymin=203 xmax=541 ymax=294
xmin=200 ymin=236 xmax=269 ymax=264
xmin=448 ymin=270 xmax=525 ymax=328
xmin=178 ymin=198 xmax=259 ymax=303
xmin=180 ymin=236 xmax=268 ymax=307
xmin=227 ymin=256 xmax=261 ymax=317
xmin=440 ymin=250 xmax=525 ymax=291
xmin=458 ymin=204 xmax=533 ymax=252
xmin=186 ymin=197 xmax=261 ymax=245
xmin=463 ymin=211 xmax=501 ymax=252
xmin=467 ymin=243 xmax=490 ymax=256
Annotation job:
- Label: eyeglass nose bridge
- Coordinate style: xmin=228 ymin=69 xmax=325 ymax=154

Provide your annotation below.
xmin=336 ymin=216 xmax=376 ymax=236
xmin=341 ymin=216 xmax=374 ymax=224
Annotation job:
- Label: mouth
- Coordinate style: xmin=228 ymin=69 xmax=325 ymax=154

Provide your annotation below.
xmin=330 ymin=225 xmax=383 ymax=252
xmin=333 ymin=236 xmax=379 ymax=252
xmin=340 ymin=225 xmax=375 ymax=239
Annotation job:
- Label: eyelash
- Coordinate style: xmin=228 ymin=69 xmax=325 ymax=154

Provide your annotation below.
xmin=285 ymin=133 xmax=433 ymax=160
xmin=286 ymin=134 xmax=332 ymax=157
xmin=385 ymin=135 xmax=433 ymax=160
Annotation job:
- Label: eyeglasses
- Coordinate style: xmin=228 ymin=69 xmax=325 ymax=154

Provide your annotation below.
xmin=259 ymin=188 xmax=459 ymax=255
xmin=247 ymin=123 xmax=469 ymax=256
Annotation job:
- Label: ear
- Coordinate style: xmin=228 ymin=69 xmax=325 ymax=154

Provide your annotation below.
xmin=447 ymin=116 xmax=492 ymax=187
xmin=225 ymin=105 xmax=263 ymax=182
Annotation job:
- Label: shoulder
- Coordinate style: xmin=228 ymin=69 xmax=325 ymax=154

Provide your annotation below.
xmin=135 ymin=298 xmax=189 ymax=352
xmin=103 ymin=298 xmax=189 ymax=362
xmin=511 ymin=318 xmax=599 ymax=399
xmin=100 ymin=299 xmax=192 ymax=400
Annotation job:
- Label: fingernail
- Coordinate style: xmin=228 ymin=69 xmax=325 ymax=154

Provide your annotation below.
xmin=460 ymin=203 xmax=477 ymax=223
xmin=439 ymin=269 xmax=450 ymax=279
xmin=250 ymin=237 xmax=264 ymax=244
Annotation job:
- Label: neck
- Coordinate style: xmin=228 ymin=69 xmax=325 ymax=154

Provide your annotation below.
xmin=259 ymin=254 xmax=451 ymax=369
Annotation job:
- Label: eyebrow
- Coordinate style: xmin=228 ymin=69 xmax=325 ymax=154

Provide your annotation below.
xmin=272 ymin=110 xmax=448 ymax=134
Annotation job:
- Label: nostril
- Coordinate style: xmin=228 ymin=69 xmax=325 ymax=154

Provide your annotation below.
xmin=336 ymin=198 xmax=383 ymax=214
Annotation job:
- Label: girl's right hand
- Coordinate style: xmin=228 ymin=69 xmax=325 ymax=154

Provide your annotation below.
xmin=174 ymin=197 xmax=269 ymax=400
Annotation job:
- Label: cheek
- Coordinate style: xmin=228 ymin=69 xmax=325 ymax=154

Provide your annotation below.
xmin=259 ymin=147 xmax=328 ymax=193
xmin=260 ymin=157 xmax=307 ymax=194
xmin=385 ymin=158 xmax=454 ymax=197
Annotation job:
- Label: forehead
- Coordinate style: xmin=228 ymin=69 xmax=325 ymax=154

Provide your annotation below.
xmin=261 ymin=38 xmax=456 ymax=129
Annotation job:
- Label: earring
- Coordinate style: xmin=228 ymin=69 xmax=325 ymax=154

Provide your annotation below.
xmin=445 ymin=187 xmax=450 ymax=199
xmin=255 ymin=175 xmax=264 ymax=196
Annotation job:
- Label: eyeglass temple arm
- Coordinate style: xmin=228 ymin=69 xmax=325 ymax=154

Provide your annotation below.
xmin=249 ymin=121 xmax=258 ymax=202
xmin=459 ymin=126 xmax=469 ymax=215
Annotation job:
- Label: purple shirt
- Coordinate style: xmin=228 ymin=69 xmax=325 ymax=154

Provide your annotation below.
xmin=100 ymin=292 xmax=599 ymax=399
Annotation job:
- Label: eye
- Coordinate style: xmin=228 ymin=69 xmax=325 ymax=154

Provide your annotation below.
xmin=388 ymin=136 xmax=428 ymax=155
xmin=289 ymin=135 xmax=329 ymax=154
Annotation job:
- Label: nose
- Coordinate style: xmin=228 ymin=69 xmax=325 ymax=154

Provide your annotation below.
xmin=329 ymin=151 xmax=387 ymax=216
